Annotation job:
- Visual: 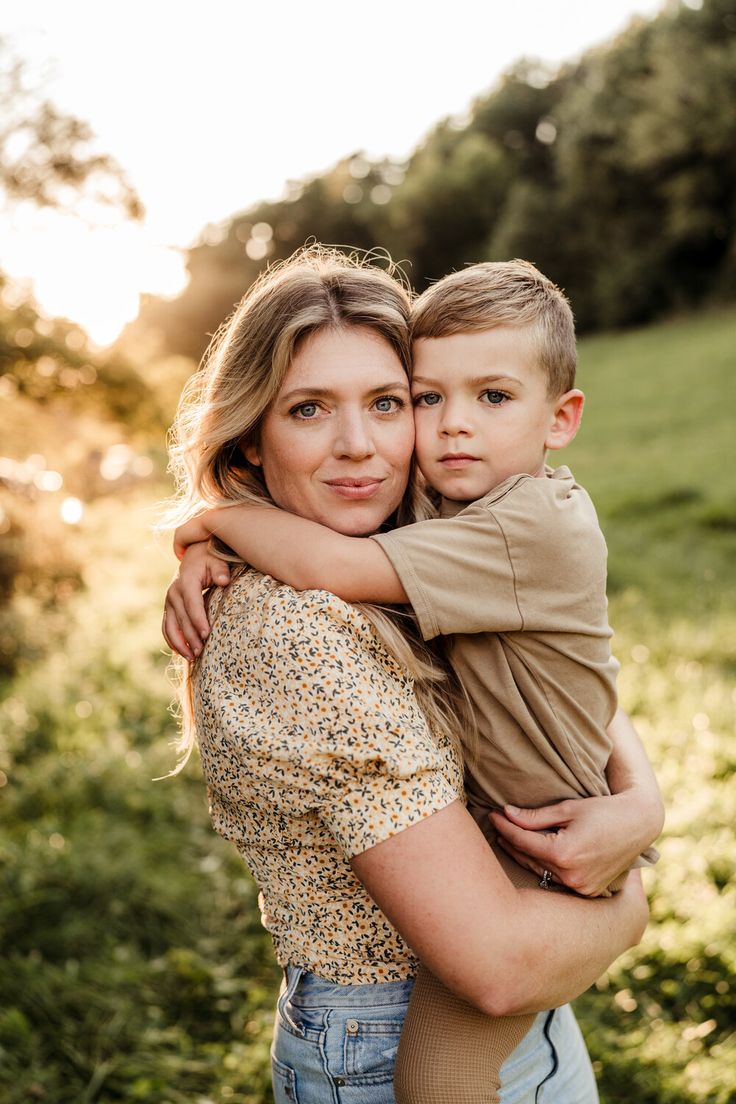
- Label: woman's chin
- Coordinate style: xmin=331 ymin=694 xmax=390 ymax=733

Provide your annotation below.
xmin=312 ymin=501 xmax=397 ymax=538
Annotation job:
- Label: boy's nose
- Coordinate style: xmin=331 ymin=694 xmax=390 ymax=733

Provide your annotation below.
xmin=439 ymin=401 xmax=473 ymax=437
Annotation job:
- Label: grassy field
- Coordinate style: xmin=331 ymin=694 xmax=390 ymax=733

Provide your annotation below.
xmin=1 ymin=308 xmax=734 ymax=1102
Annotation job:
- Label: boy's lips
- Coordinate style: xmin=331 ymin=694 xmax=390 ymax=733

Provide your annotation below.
xmin=438 ymin=454 xmax=479 ymax=468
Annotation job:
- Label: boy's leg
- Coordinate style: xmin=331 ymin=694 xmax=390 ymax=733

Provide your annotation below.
xmin=393 ymin=963 xmax=534 ymax=1104
xmin=394 ymin=838 xmax=568 ymax=1104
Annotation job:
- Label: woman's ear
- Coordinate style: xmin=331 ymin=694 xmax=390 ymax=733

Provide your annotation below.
xmin=242 ymin=438 xmax=261 ymax=466
xmin=545 ymin=389 xmax=585 ymax=452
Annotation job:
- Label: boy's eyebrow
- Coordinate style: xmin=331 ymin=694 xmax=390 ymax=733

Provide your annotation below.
xmin=279 ymin=379 xmax=411 ymax=404
xmin=411 ymin=373 xmax=525 ymax=388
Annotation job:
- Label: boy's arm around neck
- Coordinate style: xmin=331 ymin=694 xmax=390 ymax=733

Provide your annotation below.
xmin=199 ymin=504 xmax=408 ymax=603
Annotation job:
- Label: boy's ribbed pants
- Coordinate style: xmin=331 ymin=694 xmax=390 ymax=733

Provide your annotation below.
xmin=394 ymin=848 xmax=545 ymax=1104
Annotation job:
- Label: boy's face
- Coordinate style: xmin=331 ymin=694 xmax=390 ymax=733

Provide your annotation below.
xmin=411 ymin=326 xmax=572 ymax=502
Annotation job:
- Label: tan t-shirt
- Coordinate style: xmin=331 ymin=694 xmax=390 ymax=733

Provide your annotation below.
xmin=373 ymin=466 xmax=619 ymax=819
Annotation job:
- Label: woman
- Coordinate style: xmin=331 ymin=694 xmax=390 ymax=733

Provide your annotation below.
xmin=163 ymin=246 xmax=661 ymax=1103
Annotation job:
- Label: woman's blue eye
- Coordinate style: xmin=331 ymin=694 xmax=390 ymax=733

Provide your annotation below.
xmin=293 ymin=402 xmax=319 ymax=418
xmin=374 ymin=396 xmax=404 ymax=413
xmin=415 ymin=392 xmax=442 ymax=406
xmin=483 ymin=390 xmax=507 ymax=405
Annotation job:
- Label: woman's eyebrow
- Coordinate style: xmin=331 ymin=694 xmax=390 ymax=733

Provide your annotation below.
xmin=279 ymin=379 xmax=411 ymax=403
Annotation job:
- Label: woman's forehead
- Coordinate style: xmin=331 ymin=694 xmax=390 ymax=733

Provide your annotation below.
xmin=279 ymin=326 xmax=408 ymax=397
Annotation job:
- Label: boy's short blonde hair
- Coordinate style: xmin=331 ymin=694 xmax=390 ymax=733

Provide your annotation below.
xmin=411 ymin=260 xmax=577 ymax=396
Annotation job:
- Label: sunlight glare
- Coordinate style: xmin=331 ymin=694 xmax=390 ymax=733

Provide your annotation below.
xmin=1 ymin=208 xmax=188 ymax=346
xmin=60 ymin=497 xmax=84 ymax=524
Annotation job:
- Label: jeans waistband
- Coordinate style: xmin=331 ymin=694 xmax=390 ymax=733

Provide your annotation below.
xmin=284 ymin=965 xmax=414 ymax=1008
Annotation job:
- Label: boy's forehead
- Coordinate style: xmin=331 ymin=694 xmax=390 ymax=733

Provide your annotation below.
xmin=411 ymin=326 xmax=542 ymax=379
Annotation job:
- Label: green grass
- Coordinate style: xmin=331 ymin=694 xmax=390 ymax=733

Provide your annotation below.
xmin=560 ymin=308 xmax=736 ymax=1102
xmin=1 ymin=307 xmax=734 ymax=1102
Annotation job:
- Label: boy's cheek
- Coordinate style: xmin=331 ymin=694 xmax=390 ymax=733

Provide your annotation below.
xmin=411 ymin=426 xmax=435 ymax=473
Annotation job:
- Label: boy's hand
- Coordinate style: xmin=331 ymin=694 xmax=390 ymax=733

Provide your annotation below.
xmin=173 ymin=514 xmax=216 ymax=560
xmin=162 ymin=542 xmax=231 ymax=660
xmin=489 ymin=795 xmax=646 ymax=898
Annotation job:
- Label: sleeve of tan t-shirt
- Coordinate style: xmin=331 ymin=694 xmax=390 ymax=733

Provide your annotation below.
xmin=372 ymin=504 xmax=523 ymax=640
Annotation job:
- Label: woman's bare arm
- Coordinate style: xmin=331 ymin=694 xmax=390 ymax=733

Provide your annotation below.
xmin=352 ymin=800 xmax=648 ymax=1017
xmin=490 ymin=708 xmax=664 ymax=896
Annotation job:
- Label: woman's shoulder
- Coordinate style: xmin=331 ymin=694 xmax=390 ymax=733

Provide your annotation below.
xmin=213 ymin=568 xmax=388 ymax=655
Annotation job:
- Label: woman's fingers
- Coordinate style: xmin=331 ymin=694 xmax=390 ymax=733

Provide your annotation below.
xmin=498 ymin=802 xmax=574 ymax=831
xmin=489 ymin=809 xmax=560 ymax=863
xmin=493 ymin=835 xmax=553 ymax=882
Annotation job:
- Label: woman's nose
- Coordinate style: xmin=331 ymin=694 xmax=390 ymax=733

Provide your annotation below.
xmin=333 ymin=412 xmax=376 ymax=459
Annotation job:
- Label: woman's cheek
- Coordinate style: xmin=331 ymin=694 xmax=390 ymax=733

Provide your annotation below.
xmin=387 ymin=412 xmax=416 ymax=472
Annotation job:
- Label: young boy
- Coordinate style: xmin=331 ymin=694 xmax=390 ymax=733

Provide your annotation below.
xmin=168 ymin=260 xmax=657 ymax=1103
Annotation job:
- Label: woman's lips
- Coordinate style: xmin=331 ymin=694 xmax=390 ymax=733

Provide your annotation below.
xmin=324 ymin=478 xmax=385 ymax=500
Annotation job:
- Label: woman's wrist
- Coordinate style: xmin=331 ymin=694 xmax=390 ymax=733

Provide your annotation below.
xmin=611 ymin=783 xmax=664 ymax=852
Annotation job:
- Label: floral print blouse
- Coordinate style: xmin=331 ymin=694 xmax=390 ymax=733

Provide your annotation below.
xmin=193 ymin=570 xmax=463 ymax=984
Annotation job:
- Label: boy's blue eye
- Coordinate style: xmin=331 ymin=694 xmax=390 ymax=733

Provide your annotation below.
xmin=415 ymin=392 xmax=442 ymax=406
xmin=482 ymin=390 xmax=507 ymax=405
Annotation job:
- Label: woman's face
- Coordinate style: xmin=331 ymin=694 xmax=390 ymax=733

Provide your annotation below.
xmin=244 ymin=326 xmax=415 ymax=536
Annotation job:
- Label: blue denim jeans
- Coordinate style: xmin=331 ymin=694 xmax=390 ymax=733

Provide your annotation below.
xmin=271 ymin=967 xmax=598 ymax=1104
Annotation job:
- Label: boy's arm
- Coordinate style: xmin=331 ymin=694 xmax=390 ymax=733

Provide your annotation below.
xmin=174 ymin=505 xmax=408 ymax=603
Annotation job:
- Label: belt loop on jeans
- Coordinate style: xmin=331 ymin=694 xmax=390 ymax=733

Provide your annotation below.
xmin=278 ymin=965 xmax=305 ymax=1035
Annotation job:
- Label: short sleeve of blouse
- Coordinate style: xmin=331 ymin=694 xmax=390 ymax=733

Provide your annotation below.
xmin=216 ymin=585 xmax=461 ymax=859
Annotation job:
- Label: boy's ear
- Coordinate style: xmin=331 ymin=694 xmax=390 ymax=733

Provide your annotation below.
xmin=545 ymin=389 xmax=585 ymax=452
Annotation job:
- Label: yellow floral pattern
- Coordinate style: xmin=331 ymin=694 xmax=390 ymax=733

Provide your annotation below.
xmin=193 ymin=571 xmax=463 ymax=984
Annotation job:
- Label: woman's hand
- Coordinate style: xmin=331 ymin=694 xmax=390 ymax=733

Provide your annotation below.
xmin=490 ymin=708 xmax=663 ymax=897
xmin=489 ymin=795 xmax=645 ymax=897
xmin=162 ymin=542 xmax=231 ymax=660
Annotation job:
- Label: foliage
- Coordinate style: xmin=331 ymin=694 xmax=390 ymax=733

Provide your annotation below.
xmin=130 ymin=0 xmax=736 ymax=362
xmin=0 ymin=489 xmax=280 ymax=1103
xmin=0 ymin=307 xmax=734 ymax=1101
xmin=0 ymin=274 xmax=161 ymax=429
xmin=0 ymin=37 xmax=142 ymax=219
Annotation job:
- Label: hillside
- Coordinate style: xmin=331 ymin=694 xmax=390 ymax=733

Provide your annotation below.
xmin=1 ymin=309 xmax=734 ymax=1102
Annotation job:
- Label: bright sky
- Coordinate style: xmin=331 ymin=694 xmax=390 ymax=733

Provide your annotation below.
xmin=2 ymin=0 xmax=666 ymax=344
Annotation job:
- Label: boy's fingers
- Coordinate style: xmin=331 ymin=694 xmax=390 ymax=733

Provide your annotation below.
xmin=162 ymin=610 xmax=195 ymax=661
xmin=165 ymin=586 xmax=203 ymax=657
xmin=181 ymin=581 xmax=211 ymax=640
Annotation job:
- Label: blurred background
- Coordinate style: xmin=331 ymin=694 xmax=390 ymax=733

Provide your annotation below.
xmin=1 ymin=1 xmax=734 ymax=1101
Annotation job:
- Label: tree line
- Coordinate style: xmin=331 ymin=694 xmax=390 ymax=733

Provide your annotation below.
xmin=134 ymin=0 xmax=736 ymax=362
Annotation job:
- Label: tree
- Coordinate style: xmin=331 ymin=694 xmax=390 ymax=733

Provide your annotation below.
xmin=0 ymin=37 xmax=142 ymax=218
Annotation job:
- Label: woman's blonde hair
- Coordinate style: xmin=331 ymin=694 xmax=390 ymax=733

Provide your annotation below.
xmin=166 ymin=245 xmax=468 ymax=770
